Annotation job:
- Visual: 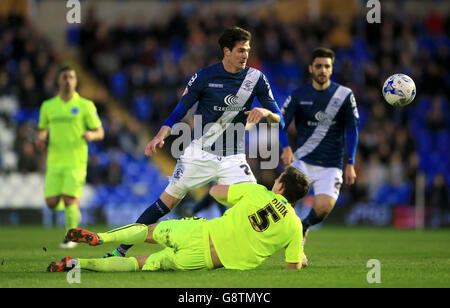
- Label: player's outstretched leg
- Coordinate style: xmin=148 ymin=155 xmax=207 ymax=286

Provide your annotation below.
xmin=66 ymin=228 xmax=103 ymax=246
xmin=67 ymin=223 xmax=149 ymax=253
xmin=59 ymin=197 xmax=81 ymax=249
xmin=47 ymin=256 xmax=75 ymax=272
xmin=302 ymin=194 xmax=336 ymax=267
xmin=105 ymin=196 xmax=172 ymax=258
xmin=47 ymin=256 xmax=140 ymax=272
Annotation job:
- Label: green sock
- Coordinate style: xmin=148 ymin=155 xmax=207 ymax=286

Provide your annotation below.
xmin=78 ymin=257 xmax=139 ymax=272
xmin=64 ymin=204 xmax=80 ymax=232
xmin=98 ymin=223 xmax=148 ymax=245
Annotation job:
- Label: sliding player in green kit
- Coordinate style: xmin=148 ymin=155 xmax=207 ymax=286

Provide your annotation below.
xmin=47 ymin=166 xmax=309 ymax=272
xmin=36 ymin=65 xmax=104 ymax=248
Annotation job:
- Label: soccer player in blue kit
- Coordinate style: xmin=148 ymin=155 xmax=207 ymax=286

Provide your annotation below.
xmin=105 ymin=26 xmax=284 ymax=258
xmin=279 ymin=47 xmax=359 ymax=266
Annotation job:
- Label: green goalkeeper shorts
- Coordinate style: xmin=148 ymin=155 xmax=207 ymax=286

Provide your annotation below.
xmin=142 ymin=217 xmax=214 ymax=271
xmin=44 ymin=168 xmax=86 ymax=198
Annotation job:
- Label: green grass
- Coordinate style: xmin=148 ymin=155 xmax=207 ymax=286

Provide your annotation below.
xmin=0 ymin=225 xmax=449 ymax=288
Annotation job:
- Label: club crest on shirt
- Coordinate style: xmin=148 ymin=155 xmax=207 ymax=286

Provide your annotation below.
xmin=242 ymin=80 xmax=254 ymax=92
xmin=71 ymin=107 xmax=79 ymax=115
xmin=331 ymin=99 xmax=340 ymax=106
xmin=172 ymin=164 xmax=184 ymax=181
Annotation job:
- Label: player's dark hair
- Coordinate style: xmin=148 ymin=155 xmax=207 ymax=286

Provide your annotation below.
xmin=57 ymin=64 xmax=74 ymax=77
xmin=310 ymin=47 xmax=335 ymax=64
xmin=279 ymin=166 xmax=310 ymax=206
xmin=218 ymin=26 xmax=251 ymax=53
xmin=55 ymin=64 xmax=79 ymax=91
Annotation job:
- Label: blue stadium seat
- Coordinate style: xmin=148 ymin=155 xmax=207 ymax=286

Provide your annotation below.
xmin=170 ymin=37 xmax=185 ymax=62
xmin=351 ymin=37 xmax=372 ymax=63
xmin=96 ymin=151 xmax=111 ymax=168
xmin=374 ymin=183 xmax=412 ymax=206
xmin=132 ymin=95 xmax=152 ymax=122
xmin=417 ymin=131 xmax=432 ymax=153
xmin=110 ymin=72 xmax=128 ymax=98
xmin=66 ymin=26 xmax=80 ymax=46
xmin=357 ymin=107 xmax=368 ymax=128
xmin=437 ymin=131 xmax=449 ymax=153
xmin=13 ymin=108 xmax=40 ymax=125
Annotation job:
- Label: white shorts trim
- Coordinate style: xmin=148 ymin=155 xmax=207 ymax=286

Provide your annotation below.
xmin=165 ymin=143 xmax=256 ymax=199
xmin=291 ymin=159 xmax=343 ymax=200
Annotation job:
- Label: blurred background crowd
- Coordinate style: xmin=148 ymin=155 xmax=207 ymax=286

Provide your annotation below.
xmin=0 ymin=0 xmax=448 ymax=227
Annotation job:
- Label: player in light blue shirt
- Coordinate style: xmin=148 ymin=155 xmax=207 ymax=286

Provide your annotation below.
xmin=279 ymin=47 xmax=359 ymax=267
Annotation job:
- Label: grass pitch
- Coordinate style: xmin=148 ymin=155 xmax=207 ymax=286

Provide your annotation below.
xmin=0 ymin=225 xmax=449 ymax=288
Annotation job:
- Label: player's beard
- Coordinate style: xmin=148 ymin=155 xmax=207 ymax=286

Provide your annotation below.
xmin=312 ymin=73 xmax=329 ymax=85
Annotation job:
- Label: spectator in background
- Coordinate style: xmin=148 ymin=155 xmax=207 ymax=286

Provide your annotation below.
xmin=426 ymin=174 xmax=450 ymax=227
xmin=405 ymin=152 xmax=420 ymax=184
xmin=102 ymin=110 xmax=123 ymax=150
xmin=425 ymin=95 xmax=446 ymax=132
xmin=392 ymin=127 xmax=416 ymax=161
xmin=19 ymin=73 xmax=41 ymax=108
xmin=347 ymin=152 xmax=369 ymax=203
xmin=86 ymin=156 xmax=105 ymax=185
xmin=119 ymin=120 xmax=141 ymax=155
xmin=106 ymin=160 xmax=122 ymax=186
xmin=388 ymin=151 xmax=405 ymax=186
xmin=0 ymin=71 xmax=11 ymax=95
xmin=17 ymin=140 xmax=39 ymax=173
xmin=366 ymin=152 xmax=388 ymax=200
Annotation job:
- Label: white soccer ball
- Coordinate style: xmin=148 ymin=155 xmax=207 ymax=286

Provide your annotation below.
xmin=382 ymin=74 xmax=416 ymax=107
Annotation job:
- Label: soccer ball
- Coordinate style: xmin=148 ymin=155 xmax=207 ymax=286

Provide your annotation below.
xmin=382 ymin=74 xmax=416 ymax=107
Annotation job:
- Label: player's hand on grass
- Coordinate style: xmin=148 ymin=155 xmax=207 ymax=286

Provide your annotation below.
xmin=345 ymin=164 xmax=356 ymax=185
xmin=281 ymin=146 xmax=294 ymax=166
xmin=145 ymin=137 xmax=165 ymax=156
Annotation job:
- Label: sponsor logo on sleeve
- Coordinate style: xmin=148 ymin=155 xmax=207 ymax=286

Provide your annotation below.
xmin=187 ymin=73 xmax=198 ymax=87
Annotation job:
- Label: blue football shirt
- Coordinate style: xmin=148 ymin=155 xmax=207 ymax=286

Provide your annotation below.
xmin=281 ymin=81 xmax=359 ymax=169
xmin=163 ymin=62 xmax=284 ymax=155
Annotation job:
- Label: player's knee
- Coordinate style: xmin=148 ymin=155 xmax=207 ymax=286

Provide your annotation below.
xmin=135 ymin=255 xmax=149 ymax=271
xmin=62 ymin=195 xmax=77 ymax=206
xmin=314 ymin=195 xmax=336 ymax=217
xmin=145 ymin=223 xmax=159 ymax=244
xmin=160 ymin=191 xmax=180 ymax=210
xmin=46 ymin=197 xmax=60 ymax=209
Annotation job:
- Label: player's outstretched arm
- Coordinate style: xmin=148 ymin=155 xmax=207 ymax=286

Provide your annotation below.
xmin=144 ymin=125 xmax=171 ymax=156
xmin=345 ymin=164 xmax=357 ymax=185
xmin=281 ymin=146 xmax=294 ymax=166
xmin=344 ymin=125 xmax=358 ymax=185
xmin=209 ymin=185 xmax=234 ymax=207
xmin=244 ymin=107 xmax=280 ymax=125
